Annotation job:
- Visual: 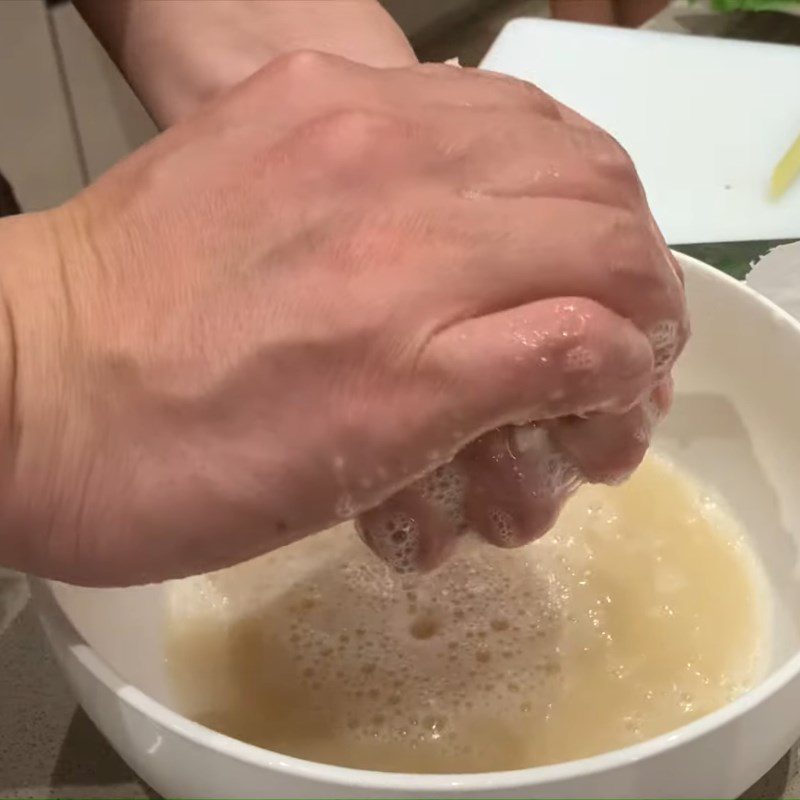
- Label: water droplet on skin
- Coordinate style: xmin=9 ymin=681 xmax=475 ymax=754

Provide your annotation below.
xmin=564 ymin=346 xmax=597 ymax=373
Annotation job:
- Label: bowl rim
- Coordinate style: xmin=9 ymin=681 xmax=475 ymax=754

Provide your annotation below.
xmin=38 ymin=253 xmax=800 ymax=792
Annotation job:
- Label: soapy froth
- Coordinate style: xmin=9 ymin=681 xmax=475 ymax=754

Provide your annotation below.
xmin=167 ymin=455 xmax=766 ymax=773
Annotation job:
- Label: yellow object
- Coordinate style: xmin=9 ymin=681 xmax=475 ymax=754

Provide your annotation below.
xmin=771 ymin=131 xmax=800 ymax=200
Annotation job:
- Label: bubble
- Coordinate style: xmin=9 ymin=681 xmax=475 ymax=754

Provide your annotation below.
xmin=415 ymin=463 xmax=467 ymax=527
xmin=513 ymin=425 xmax=546 ymax=455
xmin=170 ymin=457 xmax=764 ymax=772
xmin=409 ymin=611 xmax=442 ymax=641
xmin=488 ymin=507 xmax=518 ymax=545
xmin=512 ymin=426 xmax=583 ymax=500
xmin=541 ymin=451 xmax=582 ymax=496
xmin=564 ymin=345 xmax=597 ymax=373
xmin=233 ymin=528 xmax=566 ymax=758
xmin=358 ymin=512 xmax=421 ymax=573
xmin=648 ymin=319 xmax=679 ymax=373
xmin=642 ymin=389 xmax=667 ymax=431
xmin=623 ymin=712 xmax=642 ymax=734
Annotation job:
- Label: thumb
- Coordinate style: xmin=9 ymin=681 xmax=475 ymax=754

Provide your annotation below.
xmin=422 ymin=296 xmax=654 ymax=437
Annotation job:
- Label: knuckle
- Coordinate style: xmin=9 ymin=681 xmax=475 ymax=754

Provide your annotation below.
xmin=545 ymin=299 xmax=615 ymax=372
xmin=597 ymin=208 xmax=641 ymax=259
xmin=477 ymin=70 xmax=561 ymax=116
xmin=597 ymin=131 xmax=639 ymax=181
xmin=305 ymin=108 xmax=409 ymax=166
xmin=413 ymin=62 xmax=459 ymax=78
xmin=568 ymin=120 xmax=640 ymax=184
xmin=556 ymin=128 xmax=643 ymax=211
xmin=510 ymin=79 xmax=560 ymax=116
xmin=267 ymin=49 xmax=337 ymax=82
xmin=601 ymin=211 xmax=666 ymax=289
xmin=670 ymin=250 xmax=686 ymax=287
xmin=596 ymin=213 xmax=687 ymax=370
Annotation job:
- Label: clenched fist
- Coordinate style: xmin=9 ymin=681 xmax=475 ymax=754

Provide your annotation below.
xmin=0 ymin=52 xmax=686 ymax=585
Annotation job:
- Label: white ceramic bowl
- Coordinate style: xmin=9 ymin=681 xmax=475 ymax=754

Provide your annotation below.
xmin=32 ymin=254 xmax=800 ymax=799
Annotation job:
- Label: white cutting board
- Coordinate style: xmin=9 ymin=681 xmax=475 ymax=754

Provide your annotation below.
xmin=481 ymin=19 xmax=800 ymax=245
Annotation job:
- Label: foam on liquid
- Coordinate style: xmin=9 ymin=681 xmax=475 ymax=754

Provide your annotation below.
xmin=166 ymin=454 xmax=766 ymax=773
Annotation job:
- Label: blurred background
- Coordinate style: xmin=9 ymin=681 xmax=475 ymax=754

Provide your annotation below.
xmin=1 ymin=0 xmax=797 ymax=212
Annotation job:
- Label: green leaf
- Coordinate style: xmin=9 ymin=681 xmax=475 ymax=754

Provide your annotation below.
xmin=709 ymin=0 xmax=800 ymax=12
xmin=673 ymin=240 xmax=796 ymax=280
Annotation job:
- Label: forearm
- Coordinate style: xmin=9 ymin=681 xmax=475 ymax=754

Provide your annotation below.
xmin=0 ymin=219 xmax=17 ymax=470
xmin=73 ymin=0 xmax=417 ymax=126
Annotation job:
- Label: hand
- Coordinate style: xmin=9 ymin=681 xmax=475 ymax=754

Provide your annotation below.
xmin=0 ymin=53 xmax=685 ymax=585
xmin=357 ymin=375 xmax=676 ymax=572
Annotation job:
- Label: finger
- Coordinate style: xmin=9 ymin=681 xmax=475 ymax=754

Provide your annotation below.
xmin=422 ymin=106 xmax=646 ymax=211
xmin=359 ymin=299 xmax=651 ymax=573
xmin=547 ymin=379 xmax=673 ymax=485
xmin=421 ymin=296 xmax=654 ymax=443
xmin=356 ymin=462 xmax=466 ymax=572
xmin=554 ymin=100 xmax=603 ymax=131
xmin=357 ymin=381 xmax=672 ymax=575
xmin=651 ymin=216 xmax=687 ymax=291
xmin=649 ymin=377 xmax=674 ymax=422
xmin=533 ymin=99 xmax=688 ymax=293
xmin=409 ymin=63 xmax=562 ymax=117
xmin=547 ymin=410 xmax=649 ymax=486
xmin=441 ymin=194 xmax=688 ymax=352
xmin=459 ymin=379 xmax=673 ymax=557
xmin=543 ymin=99 xmax=688 ymax=293
xmin=411 ymin=104 xmax=687 ymax=348
xmin=460 ymin=426 xmax=581 ymax=550
xmin=235 ymin=51 xmax=560 ymax=145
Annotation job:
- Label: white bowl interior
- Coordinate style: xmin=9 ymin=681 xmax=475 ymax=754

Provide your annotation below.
xmin=48 ymin=257 xmax=800 ymax=756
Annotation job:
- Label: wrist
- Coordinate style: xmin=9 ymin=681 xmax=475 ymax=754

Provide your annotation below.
xmin=76 ymin=0 xmax=417 ymax=127
xmin=165 ymin=2 xmax=419 ymax=123
xmin=0 ymin=210 xmax=75 ymax=572
xmin=0 ymin=214 xmax=53 ymax=448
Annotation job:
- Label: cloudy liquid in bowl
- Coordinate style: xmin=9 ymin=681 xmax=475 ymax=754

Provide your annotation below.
xmin=165 ymin=455 xmax=766 ymax=773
